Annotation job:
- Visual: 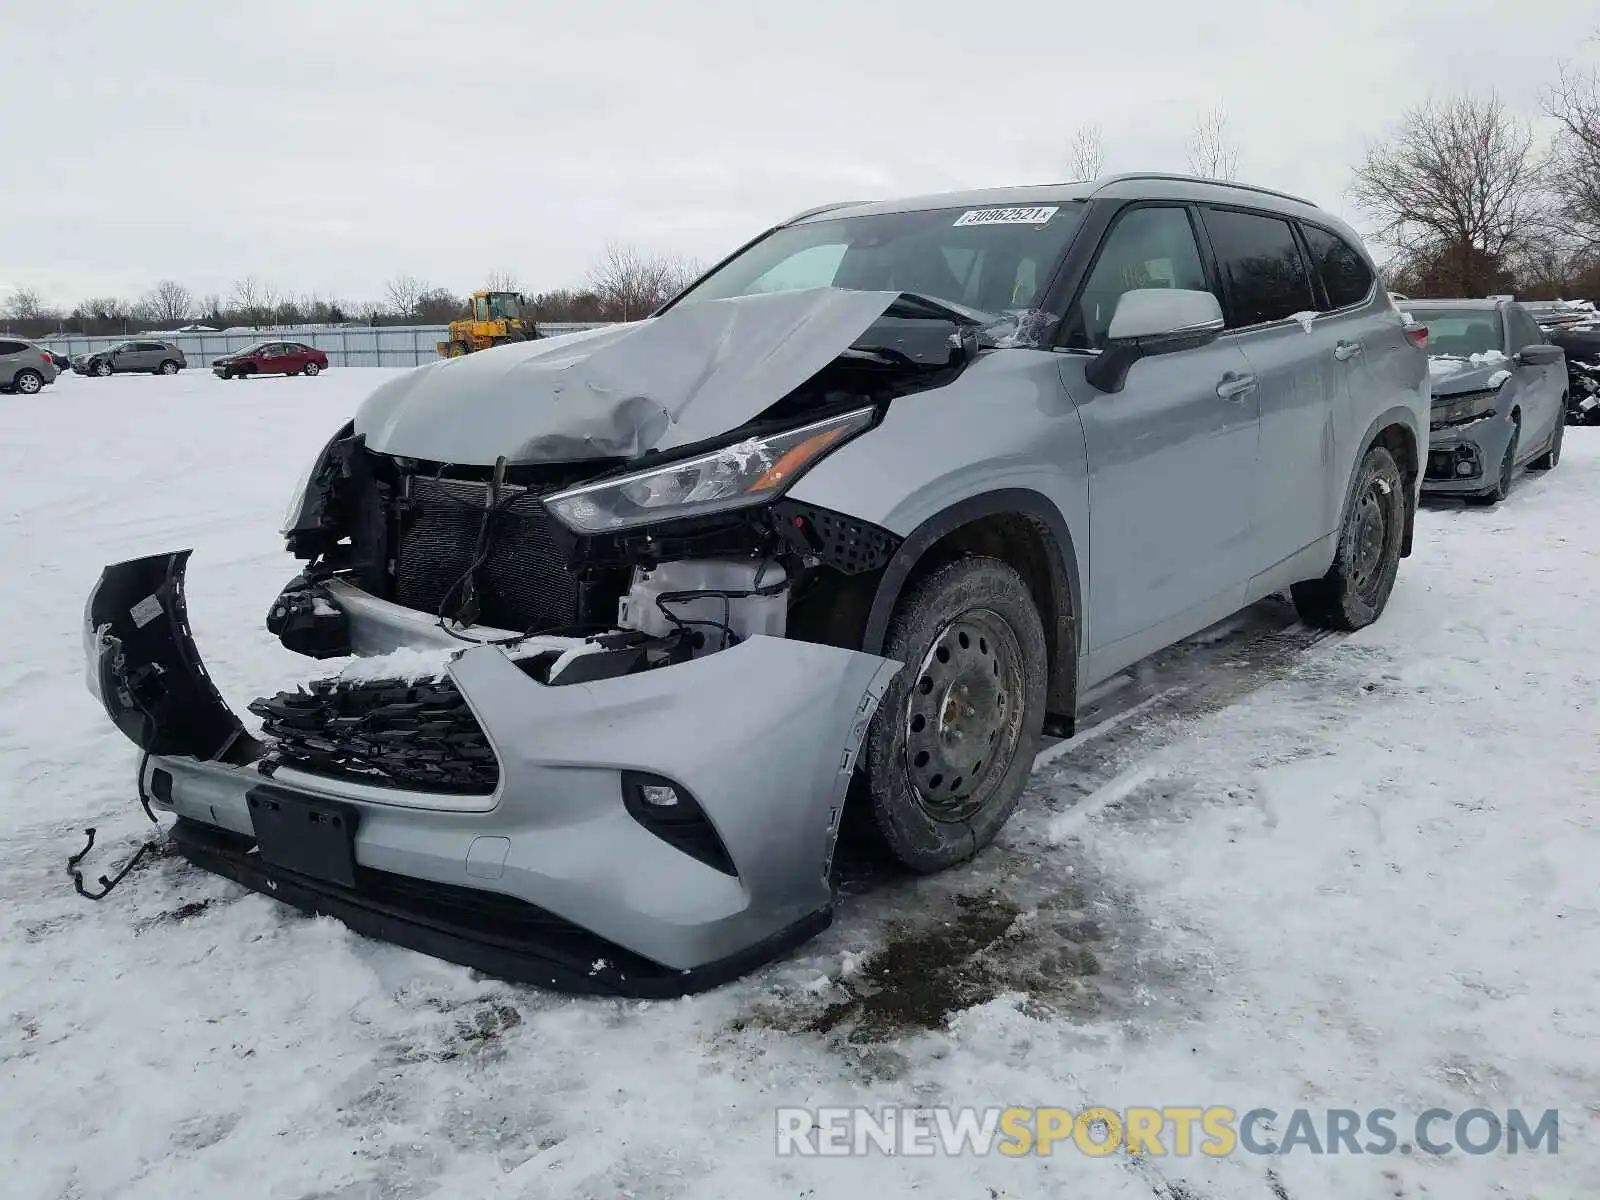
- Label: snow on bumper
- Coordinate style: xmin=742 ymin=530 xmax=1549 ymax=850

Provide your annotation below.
xmin=83 ymin=550 xmax=901 ymax=993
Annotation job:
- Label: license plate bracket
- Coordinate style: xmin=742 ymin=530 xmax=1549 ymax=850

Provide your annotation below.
xmin=247 ymin=786 xmax=358 ymax=888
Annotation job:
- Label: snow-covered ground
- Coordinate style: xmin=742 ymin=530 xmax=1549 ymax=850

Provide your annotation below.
xmin=3 ymin=369 xmax=1597 ymax=1200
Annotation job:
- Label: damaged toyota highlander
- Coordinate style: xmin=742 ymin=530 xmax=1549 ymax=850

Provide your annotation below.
xmin=82 ymin=174 xmax=1430 ymax=996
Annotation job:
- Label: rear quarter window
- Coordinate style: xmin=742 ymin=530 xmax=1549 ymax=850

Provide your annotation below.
xmin=1301 ymin=224 xmax=1374 ymax=310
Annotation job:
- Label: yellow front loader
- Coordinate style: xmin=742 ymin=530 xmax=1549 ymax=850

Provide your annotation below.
xmin=436 ymin=290 xmax=539 ymax=358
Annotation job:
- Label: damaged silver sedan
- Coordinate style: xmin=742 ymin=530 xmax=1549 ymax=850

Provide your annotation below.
xmin=83 ymin=174 xmax=1429 ymax=994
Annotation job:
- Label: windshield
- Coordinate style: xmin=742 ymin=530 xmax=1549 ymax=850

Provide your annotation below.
xmin=486 ymin=294 xmax=520 ymax=320
xmin=671 ymin=202 xmax=1086 ymax=326
xmin=1409 ymin=308 xmax=1503 ymax=358
xmin=235 ymin=342 xmax=269 ymax=355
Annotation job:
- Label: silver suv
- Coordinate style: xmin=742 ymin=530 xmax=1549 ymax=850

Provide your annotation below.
xmin=71 ymin=339 xmax=187 ymax=376
xmin=83 ymin=173 xmax=1429 ymax=995
xmin=0 ymin=337 xmax=58 ymax=394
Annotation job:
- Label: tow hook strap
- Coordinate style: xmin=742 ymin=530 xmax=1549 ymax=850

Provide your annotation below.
xmin=67 ymin=750 xmax=163 ymax=902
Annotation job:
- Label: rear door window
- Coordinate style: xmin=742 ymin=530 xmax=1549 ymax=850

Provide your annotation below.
xmin=1200 ymin=207 xmax=1318 ymax=328
xmin=1063 ymin=205 xmax=1210 ymax=350
xmin=1300 ymin=224 xmax=1374 ymax=310
xmin=0 ymin=340 xmax=26 ymax=356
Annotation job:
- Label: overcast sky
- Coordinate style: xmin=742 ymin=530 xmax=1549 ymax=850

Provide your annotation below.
xmin=3 ymin=0 xmax=1597 ymax=310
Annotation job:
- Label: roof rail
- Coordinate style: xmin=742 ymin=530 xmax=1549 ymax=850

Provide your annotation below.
xmin=782 ymin=200 xmax=866 ymax=224
xmin=1089 ymin=172 xmax=1319 ymax=210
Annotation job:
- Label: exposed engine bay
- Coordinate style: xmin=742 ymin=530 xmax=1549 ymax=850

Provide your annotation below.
xmin=269 ymin=289 xmax=990 ymax=693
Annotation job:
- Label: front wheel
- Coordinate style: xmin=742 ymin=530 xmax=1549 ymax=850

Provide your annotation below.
xmin=1291 ymin=443 xmax=1406 ymax=631
xmin=302 ymin=361 xmax=321 ymax=376
xmin=1529 ymin=408 xmax=1563 ymax=470
xmin=1464 ymin=420 xmax=1519 ymax=507
xmin=93 ymin=360 xmax=112 ymax=377
xmin=857 ymin=556 xmax=1049 ymax=873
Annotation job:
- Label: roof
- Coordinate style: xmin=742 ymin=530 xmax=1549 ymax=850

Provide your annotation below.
xmin=787 ymin=171 xmax=1325 ymax=227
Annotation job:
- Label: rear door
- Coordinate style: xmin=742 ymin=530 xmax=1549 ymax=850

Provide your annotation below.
xmin=1056 ymin=201 xmax=1259 ymax=661
xmin=0 ymin=339 xmax=26 ymax=386
xmin=1506 ymin=304 xmax=1563 ymax=453
xmin=1198 ymin=205 xmax=1338 ymax=581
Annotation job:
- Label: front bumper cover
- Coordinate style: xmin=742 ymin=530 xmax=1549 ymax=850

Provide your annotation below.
xmin=1422 ymin=411 xmax=1513 ymax=494
xmin=85 ymin=550 xmax=900 ymax=996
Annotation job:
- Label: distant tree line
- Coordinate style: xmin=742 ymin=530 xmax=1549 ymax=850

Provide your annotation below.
xmin=0 ymin=241 xmax=706 ymax=340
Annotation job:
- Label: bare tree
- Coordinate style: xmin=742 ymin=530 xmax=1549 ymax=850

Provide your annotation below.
xmin=141 ymin=279 xmax=194 ymax=325
xmin=1542 ymin=63 xmax=1600 ymax=251
xmin=231 ymin=276 xmax=280 ymax=326
xmin=1350 ymin=92 xmax=1542 ymax=296
xmin=587 ymin=242 xmax=701 ymax=321
xmin=384 ymin=275 xmax=424 ymax=318
xmin=1187 ymin=107 xmax=1239 ymax=180
xmin=414 ymin=288 xmax=466 ymax=323
xmin=1065 ymin=125 xmax=1107 ymax=180
xmin=483 ymin=271 xmax=520 ymax=293
xmin=4 ymin=287 xmax=52 ymax=321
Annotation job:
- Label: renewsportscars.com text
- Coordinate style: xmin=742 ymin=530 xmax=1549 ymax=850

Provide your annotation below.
xmin=774 ymin=1106 xmax=1560 ymax=1157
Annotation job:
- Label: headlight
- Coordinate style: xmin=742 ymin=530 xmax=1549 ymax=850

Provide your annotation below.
xmin=279 ymin=422 xmax=353 ymax=535
xmin=1430 ymin=388 xmax=1499 ymax=428
xmin=543 ymin=407 xmax=876 ymax=534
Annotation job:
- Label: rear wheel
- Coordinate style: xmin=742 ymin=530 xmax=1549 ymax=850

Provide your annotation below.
xmin=1291 ymin=443 xmax=1406 ymax=631
xmin=13 ymin=369 xmax=43 ymax=395
xmin=1529 ymin=407 xmax=1563 ymax=470
xmin=157 ymin=359 xmax=179 ymax=375
xmin=302 ymin=360 xmax=321 ymax=376
xmin=858 ymin=557 xmax=1048 ymax=872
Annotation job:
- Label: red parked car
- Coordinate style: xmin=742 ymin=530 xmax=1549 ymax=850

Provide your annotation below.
xmin=212 ymin=341 xmax=329 ymax=380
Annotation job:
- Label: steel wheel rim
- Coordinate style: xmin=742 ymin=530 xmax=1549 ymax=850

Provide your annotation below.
xmin=902 ymin=607 xmax=1026 ymax=823
xmin=1348 ymin=482 xmax=1390 ymax=600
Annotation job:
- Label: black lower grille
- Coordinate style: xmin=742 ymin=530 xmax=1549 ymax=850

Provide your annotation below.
xmin=249 ymin=675 xmax=498 ymax=794
xmin=395 ymin=476 xmax=582 ymax=633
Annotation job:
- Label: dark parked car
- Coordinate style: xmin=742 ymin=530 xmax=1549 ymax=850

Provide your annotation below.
xmin=1544 ymin=320 xmax=1600 ymax=425
xmin=1411 ymin=298 xmax=1567 ymax=504
xmin=42 ymin=347 xmax=70 ymax=371
xmin=72 ymin=340 xmax=187 ymax=376
xmin=212 ymin=341 xmax=329 ymax=380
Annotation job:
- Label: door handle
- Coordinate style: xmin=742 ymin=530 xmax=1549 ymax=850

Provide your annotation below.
xmin=1333 ymin=340 xmax=1363 ymax=361
xmin=1216 ymin=372 xmax=1258 ymax=400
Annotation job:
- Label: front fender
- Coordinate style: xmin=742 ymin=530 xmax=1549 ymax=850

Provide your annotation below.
xmin=83 ymin=549 xmax=258 ymax=762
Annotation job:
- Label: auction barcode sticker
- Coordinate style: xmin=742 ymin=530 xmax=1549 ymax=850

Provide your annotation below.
xmin=952 ymin=206 xmax=1059 ymax=227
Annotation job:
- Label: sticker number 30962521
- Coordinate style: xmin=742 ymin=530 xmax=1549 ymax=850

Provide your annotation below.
xmin=952 ymin=206 xmax=1059 ymax=227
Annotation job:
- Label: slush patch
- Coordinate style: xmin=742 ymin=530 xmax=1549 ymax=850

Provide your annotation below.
xmin=130 ymin=594 xmax=164 ymax=628
xmin=953 ymin=206 xmax=1059 ymax=227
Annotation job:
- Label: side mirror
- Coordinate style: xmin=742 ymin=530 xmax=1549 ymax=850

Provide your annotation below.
xmin=1085 ymin=288 xmax=1226 ymax=393
xmin=1515 ymin=343 xmax=1563 ymax=367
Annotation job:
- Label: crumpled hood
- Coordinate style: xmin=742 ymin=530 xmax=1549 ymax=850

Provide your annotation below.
xmin=1429 ymin=352 xmax=1510 ymax=398
xmin=355 ymin=287 xmax=921 ymax=465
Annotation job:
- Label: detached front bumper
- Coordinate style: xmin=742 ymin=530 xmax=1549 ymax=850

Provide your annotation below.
xmin=1422 ymin=412 xmax=1514 ymax=495
xmin=84 ymin=550 xmax=900 ymax=996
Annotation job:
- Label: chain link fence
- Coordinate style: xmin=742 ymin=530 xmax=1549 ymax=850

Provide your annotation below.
xmin=36 ymin=323 xmax=612 ymax=369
